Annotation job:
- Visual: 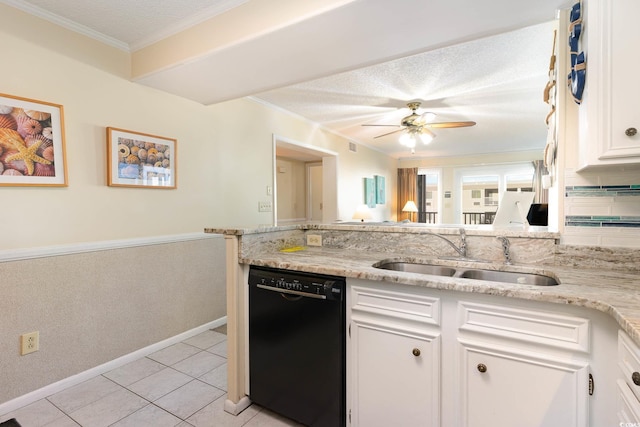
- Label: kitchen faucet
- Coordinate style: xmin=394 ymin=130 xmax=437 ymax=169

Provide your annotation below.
xmin=424 ymin=228 xmax=467 ymax=259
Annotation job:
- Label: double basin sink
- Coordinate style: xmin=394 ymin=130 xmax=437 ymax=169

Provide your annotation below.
xmin=373 ymin=261 xmax=559 ymax=286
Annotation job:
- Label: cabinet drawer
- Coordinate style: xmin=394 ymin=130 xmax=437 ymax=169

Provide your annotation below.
xmin=458 ymin=301 xmax=590 ymax=353
xmin=618 ymin=379 xmax=640 ymax=423
xmin=350 ymin=284 xmax=440 ymax=326
xmin=619 ymin=330 xmax=640 ymax=402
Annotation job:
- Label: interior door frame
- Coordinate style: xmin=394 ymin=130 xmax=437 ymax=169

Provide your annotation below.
xmin=273 ymin=135 xmax=338 ymax=226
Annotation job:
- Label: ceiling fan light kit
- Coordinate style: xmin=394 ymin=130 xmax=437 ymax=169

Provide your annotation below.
xmin=363 ymin=101 xmax=475 ymax=153
xmin=399 ymin=129 xmax=434 ymax=148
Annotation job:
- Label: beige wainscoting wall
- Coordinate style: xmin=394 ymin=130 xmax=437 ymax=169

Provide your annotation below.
xmin=0 ymin=234 xmax=226 ymax=406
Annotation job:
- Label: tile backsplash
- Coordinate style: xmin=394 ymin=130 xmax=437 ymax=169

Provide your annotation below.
xmin=563 ymin=169 xmax=640 ymax=247
xmin=565 ymin=185 xmax=640 ymax=197
xmin=565 ymin=215 xmax=640 ymax=227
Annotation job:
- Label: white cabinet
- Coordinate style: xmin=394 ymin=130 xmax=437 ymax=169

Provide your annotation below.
xmin=578 ymin=0 xmax=640 ymax=168
xmin=617 ymin=330 xmax=640 ymax=422
xmin=460 ymin=345 xmax=589 ymax=427
xmin=352 ymin=325 xmax=440 ymax=426
xmin=457 ymin=302 xmax=591 ymax=427
xmin=346 ymin=280 xmax=614 ymax=426
xmin=348 ymin=281 xmax=441 ymax=427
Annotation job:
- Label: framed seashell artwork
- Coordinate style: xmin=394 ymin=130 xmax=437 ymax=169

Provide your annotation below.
xmin=0 ymin=93 xmax=68 ymax=186
xmin=107 ymin=127 xmax=176 ymax=189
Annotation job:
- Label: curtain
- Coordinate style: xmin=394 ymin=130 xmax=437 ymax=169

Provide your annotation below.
xmin=532 ymin=160 xmax=548 ymax=203
xmin=397 ymin=168 xmax=417 ymax=220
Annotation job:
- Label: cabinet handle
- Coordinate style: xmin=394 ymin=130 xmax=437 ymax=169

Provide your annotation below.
xmin=412 ymin=348 xmax=421 ymax=357
xmin=632 ymin=372 xmax=640 ymax=386
xmin=625 ymin=127 xmax=637 ymax=137
xmin=477 ymin=363 xmax=487 ymax=373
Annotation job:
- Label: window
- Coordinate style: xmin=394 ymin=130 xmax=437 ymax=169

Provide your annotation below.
xmin=454 ymin=163 xmax=535 ymax=225
xmin=461 ymin=175 xmax=499 ymax=223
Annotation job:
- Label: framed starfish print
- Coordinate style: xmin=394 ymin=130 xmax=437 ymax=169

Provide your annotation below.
xmin=0 ymin=93 xmax=68 ymax=186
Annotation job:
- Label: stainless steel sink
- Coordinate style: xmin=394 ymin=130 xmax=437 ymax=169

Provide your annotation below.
xmin=458 ymin=269 xmax=558 ymax=286
xmin=373 ymin=261 xmax=559 ymax=286
xmin=373 ymin=261 xmax=456 ymax=277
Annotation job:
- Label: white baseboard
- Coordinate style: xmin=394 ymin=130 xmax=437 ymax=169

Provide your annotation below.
xmin=0 ymin=316 xmax=227 ymax=416
xmin=224 ymin=396 xmax=252 ymax=416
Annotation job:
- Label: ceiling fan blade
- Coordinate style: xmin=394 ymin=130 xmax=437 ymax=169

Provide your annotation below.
xmin=425 ymin=121 xmax=476 ymax=129
xmin=374 ymin=128 xmax=405 ymax=138
xmin=362 ymin=124 xmax=402 ymax=127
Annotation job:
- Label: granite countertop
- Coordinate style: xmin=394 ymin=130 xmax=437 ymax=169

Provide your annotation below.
xmin=205 ymin=222 xmax=559 ymax=239
xmin=239 ymin=245 xmax=640 ymax=347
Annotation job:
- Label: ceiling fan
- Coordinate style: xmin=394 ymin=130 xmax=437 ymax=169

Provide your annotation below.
xmin=363 ymin=102 xmax=476 ymax=152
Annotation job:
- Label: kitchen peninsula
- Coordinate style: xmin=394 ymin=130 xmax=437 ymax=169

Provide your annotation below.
xmin=206 ymin=223 xmax=640 ymax=426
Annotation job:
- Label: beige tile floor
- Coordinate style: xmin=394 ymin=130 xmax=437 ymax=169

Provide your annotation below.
xmin=0 ymin=328 xmax=302 ymax=427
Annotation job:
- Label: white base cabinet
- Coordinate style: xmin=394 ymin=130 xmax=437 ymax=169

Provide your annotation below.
xmin=346 ymin=279 xmax=619 ymax=427
xmin=459 ymin=342 xmax=589 ymax=427
xmin=618 ymin=330 xmax=640 ymax=422
xmin=457 ymin=300 xmax=591 ymax=427
xmin=351 ymin=325 xmax=440 ymax=426
xmin=348 ymin=282 xmax=441 ymax=427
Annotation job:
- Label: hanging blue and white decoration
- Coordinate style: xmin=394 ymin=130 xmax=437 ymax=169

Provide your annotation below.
xmin=568 ymin=0 xmax=586 ymax=104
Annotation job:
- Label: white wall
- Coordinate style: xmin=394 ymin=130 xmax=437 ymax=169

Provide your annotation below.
xmin=0 ymin=4 xmax=397 ymax=251
xmin=0 ymin=5 xmax=221 ymax=250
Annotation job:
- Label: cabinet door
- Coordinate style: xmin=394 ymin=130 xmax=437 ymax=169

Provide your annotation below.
xmin=459 ymin=343 xmax=589 ymax=427
xmin=580 ymin=0 xmax=640 ymax=167
xmin=608 ymin=0 xmax=640 ymax=158
xmin=350 ymin=321 xmax=440 ymax=427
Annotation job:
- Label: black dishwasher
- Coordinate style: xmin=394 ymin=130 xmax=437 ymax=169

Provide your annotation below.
xmin=248 ymin=265 xmax=346 ymax=427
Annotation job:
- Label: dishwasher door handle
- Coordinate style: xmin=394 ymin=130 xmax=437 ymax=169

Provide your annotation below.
xmin=256 ymin=284 xmax=327 ymax=299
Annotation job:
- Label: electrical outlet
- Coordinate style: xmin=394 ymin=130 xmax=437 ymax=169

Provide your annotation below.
xmin=20 ymin=331 xmax=39 ymax=355
xmin=258 ymin=201 xmax=272 ymax=212
xmin=307 ymin=234 xmax=322 ymax=246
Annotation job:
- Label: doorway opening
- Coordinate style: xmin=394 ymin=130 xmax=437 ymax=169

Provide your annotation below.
xmin=273 ymin=136 xmax=338 ymax=225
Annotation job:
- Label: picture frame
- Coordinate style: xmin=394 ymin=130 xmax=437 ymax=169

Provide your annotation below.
xmin=375 ymin=175 xmax=386 ymax=204
xmin=0 ymin=93 xmax=68 ymax=186
xmin=107 ymin=127 xmax=176 ymax=189
xmin=364 ymin=177 xmax=376 ymax=208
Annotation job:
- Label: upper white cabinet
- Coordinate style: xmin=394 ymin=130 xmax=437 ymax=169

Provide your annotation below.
xmin=578 ymin=0 xmax=640 ymax=169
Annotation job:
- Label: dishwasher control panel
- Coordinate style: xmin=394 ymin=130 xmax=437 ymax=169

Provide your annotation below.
xmin=249 ymin=266 xmax=345 ymax=300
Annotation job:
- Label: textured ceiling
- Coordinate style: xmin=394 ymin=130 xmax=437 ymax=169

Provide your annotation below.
xmin=1 ymin=0 xmax=566 ymax=159
xmin=255 ymin=21 xmax=556 ymax=160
